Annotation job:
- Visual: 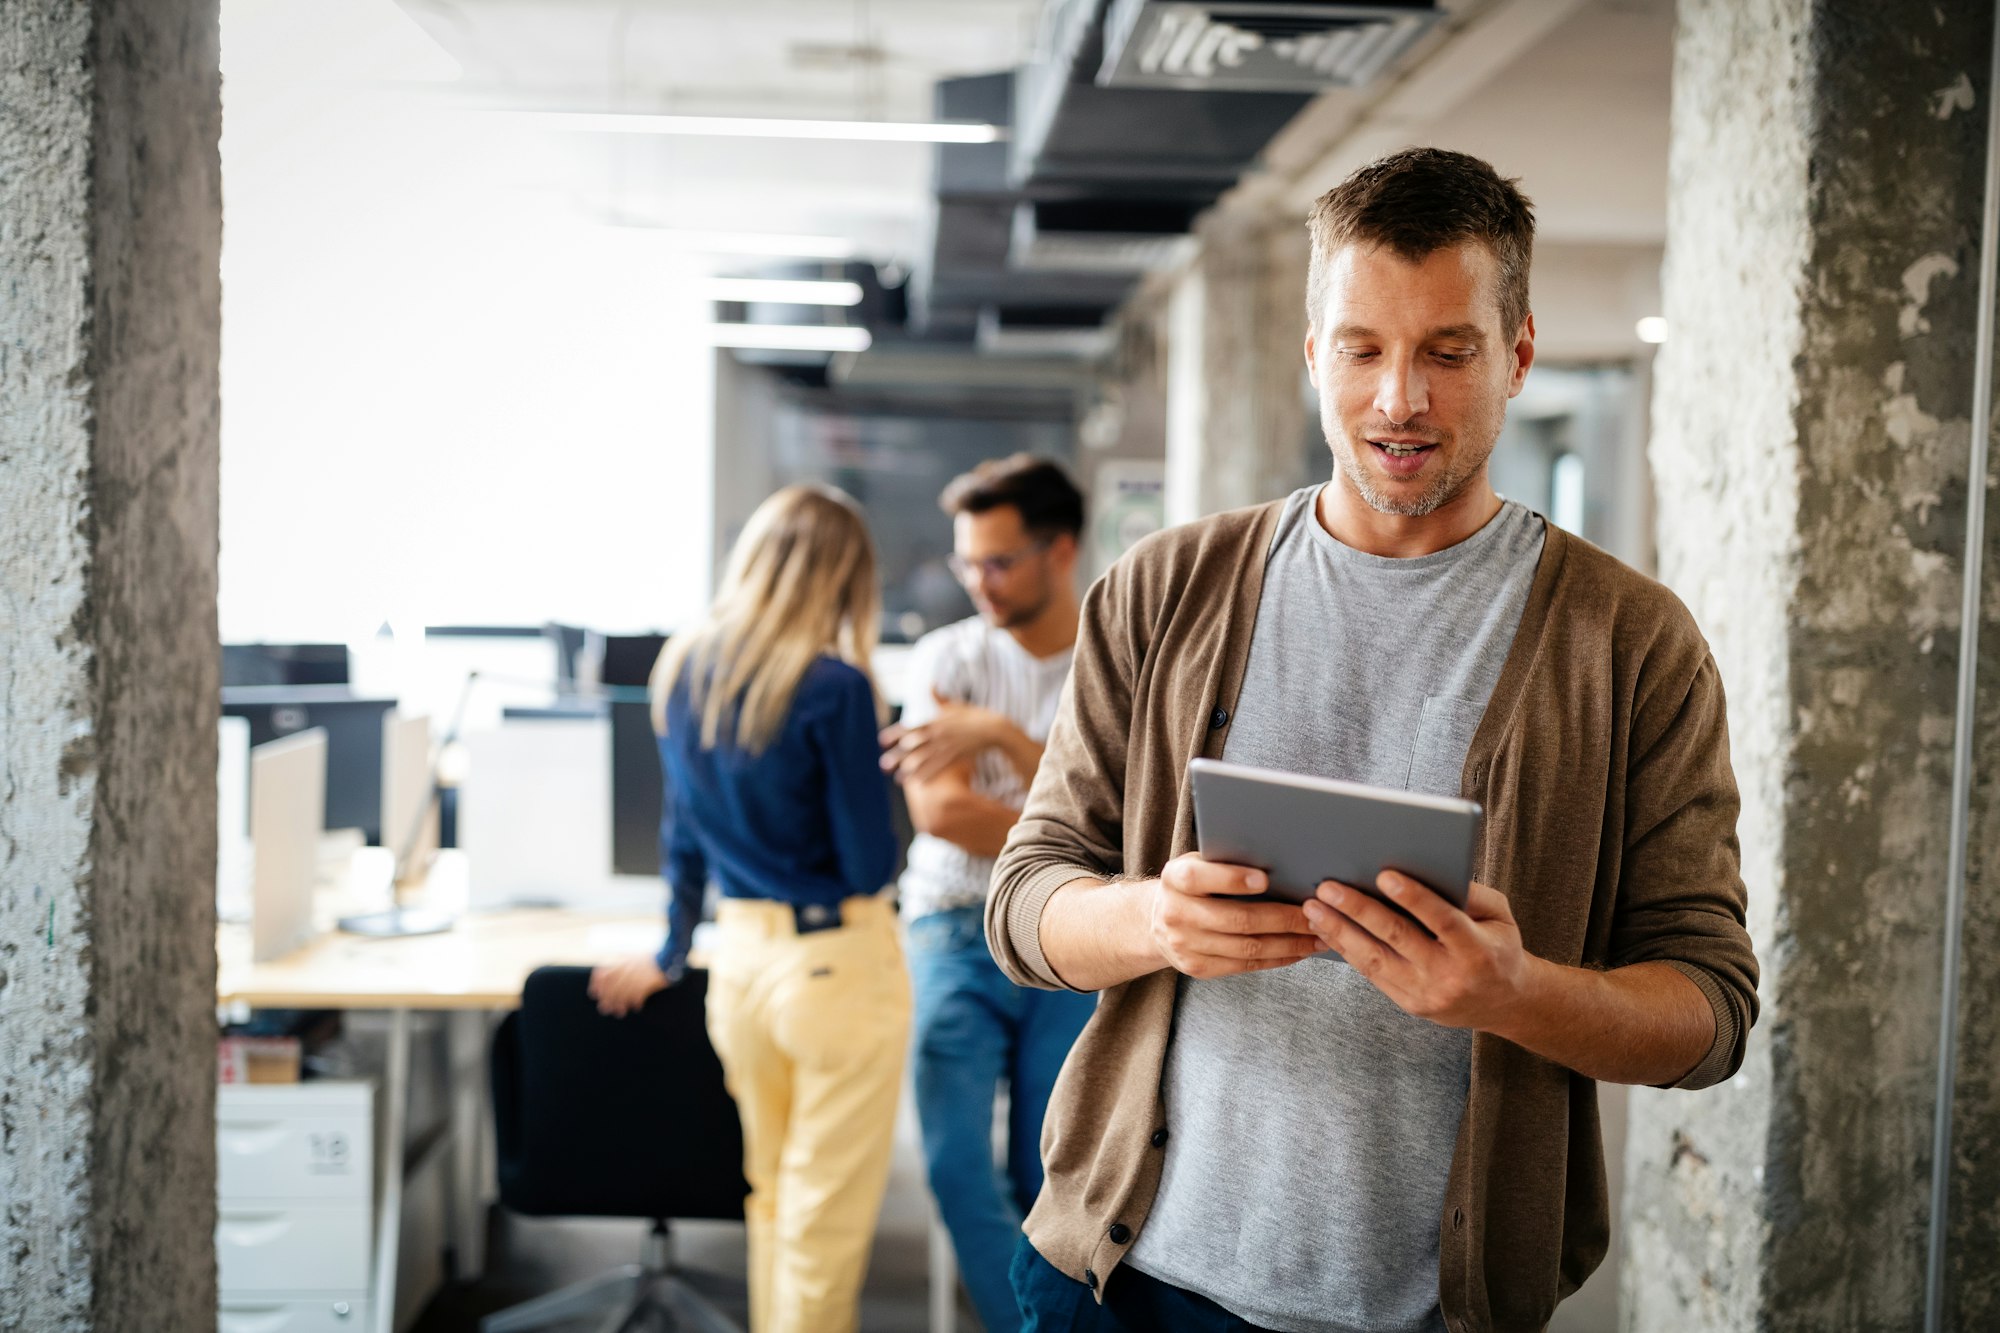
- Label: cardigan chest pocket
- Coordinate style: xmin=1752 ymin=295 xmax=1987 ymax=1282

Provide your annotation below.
xmin=1404 ymin=695 xmax=1489 ymax=798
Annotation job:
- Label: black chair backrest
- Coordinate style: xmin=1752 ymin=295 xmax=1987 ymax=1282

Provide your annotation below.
xmin=492 ymin=965 xmax=748 ymax=1221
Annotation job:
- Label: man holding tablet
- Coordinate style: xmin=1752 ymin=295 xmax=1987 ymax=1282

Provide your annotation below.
xmin=988 ymin=147 xmax=1758 ymax=1333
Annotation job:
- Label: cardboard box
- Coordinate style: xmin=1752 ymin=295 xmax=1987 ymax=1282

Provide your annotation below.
xmin=218 ymin=1035 xmax=302 ymax=1084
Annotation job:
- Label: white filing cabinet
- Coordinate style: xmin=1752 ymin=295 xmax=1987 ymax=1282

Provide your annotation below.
xmin=217 ymin=1081 xmax=374 ymax=1333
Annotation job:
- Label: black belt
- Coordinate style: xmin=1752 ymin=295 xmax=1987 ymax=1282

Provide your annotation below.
xmin=791 ymin=900 xmax=846 ymax=935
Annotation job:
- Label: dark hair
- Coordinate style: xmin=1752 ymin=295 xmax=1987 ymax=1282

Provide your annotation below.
xmin=939 ymin=454 xmax=1085 ymax=539
xmin=1305 ymin=147 xmax=1535 ymax=338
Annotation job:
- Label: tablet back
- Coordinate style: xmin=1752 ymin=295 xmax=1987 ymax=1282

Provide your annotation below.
xmin=1190 ymin=757 xmax=1481 ymax=910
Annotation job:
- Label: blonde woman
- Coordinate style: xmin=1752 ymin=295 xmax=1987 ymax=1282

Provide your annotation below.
xmin=590 ymin=485 xmax=908 ymax=1333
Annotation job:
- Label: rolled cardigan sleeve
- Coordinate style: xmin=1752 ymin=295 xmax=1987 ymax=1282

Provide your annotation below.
xmin=1611 ymin=646 xmax=1761 ymax=1090
xmin=986 ymin=565 xmax=1137 ymax=991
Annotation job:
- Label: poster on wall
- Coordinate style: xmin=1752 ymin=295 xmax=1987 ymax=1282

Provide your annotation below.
xmin=1093 ymin=459 xmax=1167 ymax=570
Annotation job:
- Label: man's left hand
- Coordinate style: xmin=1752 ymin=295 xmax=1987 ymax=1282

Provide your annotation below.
xmin=879 ymin=688 xmax=1003 ymax=783
xmin=1301 ymin=874 xmax=1534 ymax=1031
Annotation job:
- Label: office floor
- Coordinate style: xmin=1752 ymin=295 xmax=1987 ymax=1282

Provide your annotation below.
xmin=411 ymin=1100 xmax=984 ymax=1333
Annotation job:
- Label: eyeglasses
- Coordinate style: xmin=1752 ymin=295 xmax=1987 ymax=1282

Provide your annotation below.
xmin=948 ymin=539 xmax=1050 ymax=584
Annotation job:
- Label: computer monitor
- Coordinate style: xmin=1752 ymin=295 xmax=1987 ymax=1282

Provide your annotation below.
xmin=601 ymin=634 xmax=667 ymax=877
xmin=543 ymin=622 xmax=605 ymax=693
xmin=598 ymin=633 xmax=666 ymax=691
xmin=250 ymin=728 xmax=326 ymax=963
xmin=460 ymin=716 xmax=617 ymax=908
xmin=218 ymin=716 xmax=252 ymax=922
xmin=221 ymin=686 xmax=396 ymax=843
xmin=380 ymin=710 xmax=437 ymax=884
xmin=223 ymin=642 xmax=351 ymax=687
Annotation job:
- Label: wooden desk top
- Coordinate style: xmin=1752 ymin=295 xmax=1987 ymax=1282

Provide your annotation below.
xmin=217 ymin=850 xmax=671 ymax=1010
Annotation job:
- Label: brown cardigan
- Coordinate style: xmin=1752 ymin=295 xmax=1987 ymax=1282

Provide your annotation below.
xmin=986 ymin=500 xmax=1759 ymax=1333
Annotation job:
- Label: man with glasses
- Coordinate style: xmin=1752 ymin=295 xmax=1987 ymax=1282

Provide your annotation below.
xmin=881 ymin=454 xmax=1095 ymax=1333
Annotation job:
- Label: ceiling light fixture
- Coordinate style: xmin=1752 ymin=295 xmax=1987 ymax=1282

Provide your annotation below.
xmin=515 ymin=111 xmax=1003 ymax=144
xmin=597 ymin=225 xmax=858 ymax=259
xmin=703 ymin=324 xmax=873 ymax=353
xmin=704 ymin=278 xmax=864 ymax=307
xmin=1636 ymin=316 xmax=1669 ymax=344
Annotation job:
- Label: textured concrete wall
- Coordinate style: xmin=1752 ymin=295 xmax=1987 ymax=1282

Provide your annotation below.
xmin=1164 ymin=216 xmax=1313 ymax=523
xmin=1629 ymin=0 xmax=1996 ymax=1327
xmin=0 ymin=2 xmax=222 ymax=1330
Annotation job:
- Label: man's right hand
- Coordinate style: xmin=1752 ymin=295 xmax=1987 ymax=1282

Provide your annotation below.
xmin=1145 ymin=852 xmax=1324 ymax=979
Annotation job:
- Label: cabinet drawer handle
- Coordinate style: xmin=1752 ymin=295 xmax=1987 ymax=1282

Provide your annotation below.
xmin=217 ymin=1214 xmax=291 ymax=1247
xmin=219 ymin=1124 xmax=289 ymax=1157
xmin=218 ymin=1310 xmax=290 ymax=1333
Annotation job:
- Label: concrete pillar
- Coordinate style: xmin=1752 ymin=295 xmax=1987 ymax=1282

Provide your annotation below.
xmin=1163 ymin=215 xmax=1314 ymax=524
xmin=0 ymin=3 xmax=223 ymax=1330
xmin=1626 ymin=1 xmax=1998 ymax=1328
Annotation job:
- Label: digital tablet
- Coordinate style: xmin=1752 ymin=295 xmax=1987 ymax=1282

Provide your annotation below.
xmin=1189 ymin=757 xmax=1482 ymax=914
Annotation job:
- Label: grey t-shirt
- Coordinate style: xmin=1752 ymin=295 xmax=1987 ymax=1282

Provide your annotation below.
xmin=1124 ymin=486 xmax=1545 ymax=1333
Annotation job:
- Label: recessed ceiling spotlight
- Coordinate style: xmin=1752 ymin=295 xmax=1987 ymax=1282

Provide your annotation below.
xmin=1636 ymin=316 xmax=1669 ymax=344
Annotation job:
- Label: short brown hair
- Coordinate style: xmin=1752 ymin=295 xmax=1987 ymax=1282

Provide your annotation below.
xmin=1305 ymin=147 xmax=1535 ymax=338
xmin=939 ymin=454 xmax=1085 ymax=539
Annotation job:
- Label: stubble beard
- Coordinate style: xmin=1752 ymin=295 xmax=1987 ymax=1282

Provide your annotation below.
xmin=1326 ymin=407 xmax=1502 ymax=519
xmin=984 ymin=583 xmax=1051 ymax=631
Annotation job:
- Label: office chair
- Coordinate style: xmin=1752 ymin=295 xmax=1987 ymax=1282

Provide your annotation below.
xmin=483 ymin=966 xmax=748 ymax=1333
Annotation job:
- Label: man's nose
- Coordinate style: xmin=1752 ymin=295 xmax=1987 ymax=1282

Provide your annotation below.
xmin=1373 ymin=357 xmax=1428 ymax=424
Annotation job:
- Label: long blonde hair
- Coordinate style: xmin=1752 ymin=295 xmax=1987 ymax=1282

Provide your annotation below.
xmin=650 ymin=484 xmax=883 ymax=754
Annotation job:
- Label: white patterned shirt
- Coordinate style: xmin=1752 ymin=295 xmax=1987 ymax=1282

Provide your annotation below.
xmin=895 ymin=616 xmax=1073 ymax=920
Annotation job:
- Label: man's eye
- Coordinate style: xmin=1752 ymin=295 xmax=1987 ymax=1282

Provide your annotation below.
xmin=1433 ymin=350 xmax=1474 ymax=365
xmin=1337 ymin=348 xmax=1377 ymax=361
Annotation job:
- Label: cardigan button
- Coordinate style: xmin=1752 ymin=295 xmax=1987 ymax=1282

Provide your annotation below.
xmin=1150 ymin=1128 xmax=1169 ymax=1149
xmin=1108 ymin=1223 xmax=1132 ymax=1245
xmin=1209 ymin=707 xmax=1230 ymax=730
xmin=1084 ymin=1268 xmax=1099 ymax=1290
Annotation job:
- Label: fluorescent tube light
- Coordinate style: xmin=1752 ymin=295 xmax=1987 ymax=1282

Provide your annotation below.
xmin=704 ymin=324 xmax=873 ymax=353
xmin=513 ymin=111 xmax=1003 ymax=144
xmin=704 ymin=278 xmax=864 ymax=307
xmin=598 ymin=225 xmax=857 ymax=259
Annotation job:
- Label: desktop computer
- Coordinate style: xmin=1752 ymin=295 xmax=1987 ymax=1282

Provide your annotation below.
xmin=459 ymin=715 xmax=619 ymax=908
xmin=380 ymin=710 xmax=437 ymax=883
xmin=600 ymin=633 xmax=667 ymax=877
xmin=249 ymin=728 xmax=326 ymax=963
xmin=223 ymin=642 xmax=350 ymax=687
xmin=218 ymin=716 xmax=252 ymax=922
xmin=222 ymin=686 xmax=396 ymax=844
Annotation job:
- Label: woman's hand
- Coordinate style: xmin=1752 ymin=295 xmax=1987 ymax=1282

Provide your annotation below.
xmin=589 ymin=955 xmax=671 ymax=1017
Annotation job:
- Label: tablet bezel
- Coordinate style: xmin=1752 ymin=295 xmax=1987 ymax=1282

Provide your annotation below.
xmin=1188 ymin=757 xmax=1482 ymax=914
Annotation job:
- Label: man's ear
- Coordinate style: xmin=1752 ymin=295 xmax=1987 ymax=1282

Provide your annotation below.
xmin=1049 ymin=531 xmax=1081 ymax=571
xmin=1508 ymin=312 xmax=1537 ymax=397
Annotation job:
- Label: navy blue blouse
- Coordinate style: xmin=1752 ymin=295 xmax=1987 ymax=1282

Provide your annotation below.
xmin=654 ymin=656 xmax=897 ymax=977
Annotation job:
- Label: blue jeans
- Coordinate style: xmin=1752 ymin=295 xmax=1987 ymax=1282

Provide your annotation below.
xmin=1010 ymin=1239 xmax=1281 ymax=1332
xmin=908 ymin=905 xmax=1097 ymax=1333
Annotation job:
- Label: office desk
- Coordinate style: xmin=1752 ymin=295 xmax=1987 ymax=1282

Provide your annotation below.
xmin=217 ymin=902 xmax=667 ymax=1011
xmin=218 ymin=854 xmax=669 ymax=1333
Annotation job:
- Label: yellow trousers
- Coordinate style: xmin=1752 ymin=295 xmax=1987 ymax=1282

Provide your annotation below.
xmin=705 ymin=895 xmax=911 ymax=1333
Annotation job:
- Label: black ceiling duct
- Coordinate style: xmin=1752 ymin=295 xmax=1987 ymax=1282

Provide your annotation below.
xmin=1098 ymin=1 xmax=1441 ymax=91
xmin=1010 ymin=0 xmax=1314 ymax=191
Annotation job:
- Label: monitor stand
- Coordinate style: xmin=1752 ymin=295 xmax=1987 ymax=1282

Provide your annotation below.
xmin=337 ymin=903 xmax=458 ymax=937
